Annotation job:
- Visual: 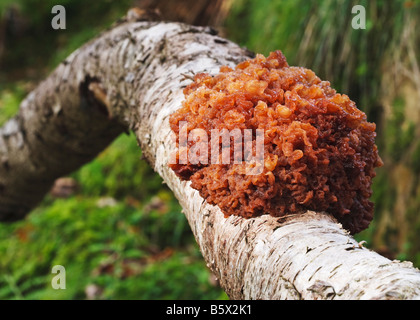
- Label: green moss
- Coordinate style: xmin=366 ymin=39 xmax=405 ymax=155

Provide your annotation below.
xmin=0 ymin=85 xmax=26 ymax=126
xmin=97 ymin=250 xmax=224 ymax=300
xmin=73 ymin=133 xmax=163 ymax=199
xmin=0 ymin=195 xmax=222 ymax=299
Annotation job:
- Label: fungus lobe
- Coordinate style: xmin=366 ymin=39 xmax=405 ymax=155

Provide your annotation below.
xmin=169 ymin=50 xmax=383 ymax=234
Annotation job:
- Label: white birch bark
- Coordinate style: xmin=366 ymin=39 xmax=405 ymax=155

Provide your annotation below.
xmin=2 ymin=18 xmax=420 ymax=299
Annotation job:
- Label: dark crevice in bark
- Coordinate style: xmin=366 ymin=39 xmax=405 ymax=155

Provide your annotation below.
xmin=79 ymin=75 xmax=110 ymax=118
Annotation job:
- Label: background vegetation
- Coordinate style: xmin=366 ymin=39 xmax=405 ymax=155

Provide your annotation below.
xmin=0 ymin=0 xmax=419 ymax=299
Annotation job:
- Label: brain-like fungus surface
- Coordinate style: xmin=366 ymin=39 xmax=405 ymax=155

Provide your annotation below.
xmin=169 ymin=50 xmax=383 ymax=234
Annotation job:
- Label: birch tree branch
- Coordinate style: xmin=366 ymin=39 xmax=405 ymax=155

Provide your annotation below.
xmin=1 ymin=18 xmax=420 ymax=299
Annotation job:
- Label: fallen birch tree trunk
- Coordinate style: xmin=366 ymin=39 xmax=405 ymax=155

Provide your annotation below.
xmin=1 ymin=16 xmax=420 ymax=300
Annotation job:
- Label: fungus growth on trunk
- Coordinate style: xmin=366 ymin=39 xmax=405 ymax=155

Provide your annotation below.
xmin=169 ymin=50 xmax=383 ymax=234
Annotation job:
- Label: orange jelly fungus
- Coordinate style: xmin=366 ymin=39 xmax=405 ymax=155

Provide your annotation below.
xmin=169 ymin=51 xmax=383 ymax=234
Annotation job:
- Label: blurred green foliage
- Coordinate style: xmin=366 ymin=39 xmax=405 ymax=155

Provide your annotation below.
xmin=0 ymin=85 xmax=25 ymax=125
xmin=0 ymin=0 xmax=133 ymax=75
xmin=384 ymin=97 xmax=416 ymax=163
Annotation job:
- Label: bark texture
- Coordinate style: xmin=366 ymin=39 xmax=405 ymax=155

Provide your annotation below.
xmin=1 ymin=18 xmax=420 ymax=299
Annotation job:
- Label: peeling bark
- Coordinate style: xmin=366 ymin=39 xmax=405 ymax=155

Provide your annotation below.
xmin=1 ymin=18 xmax=420 ymax=299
